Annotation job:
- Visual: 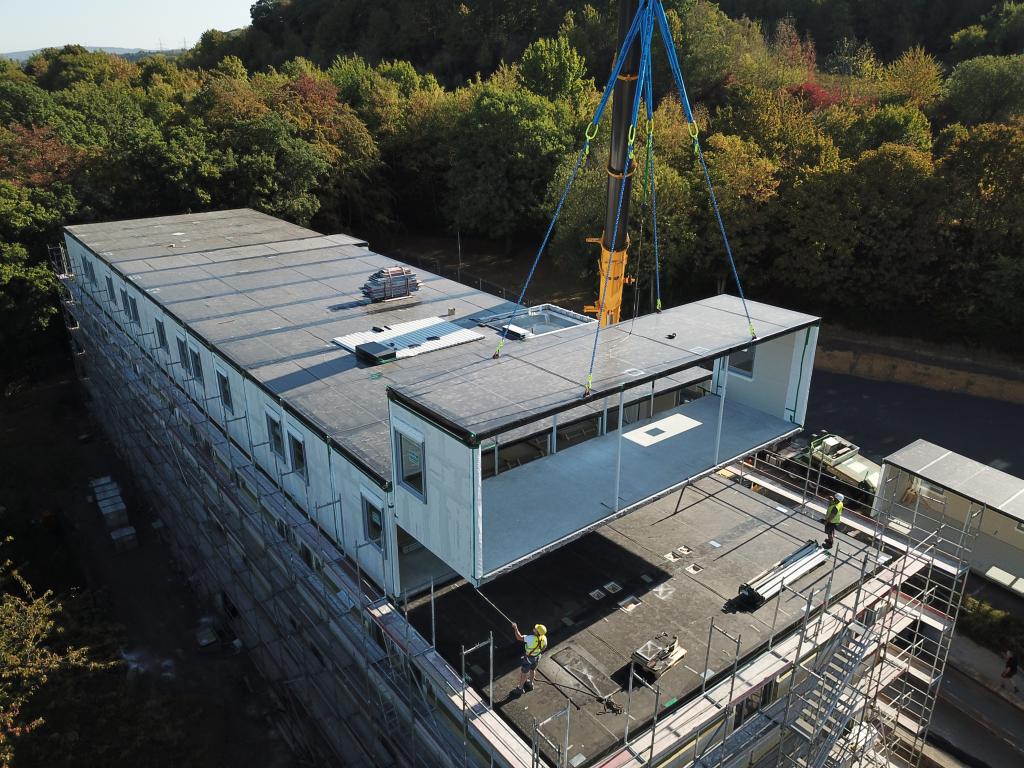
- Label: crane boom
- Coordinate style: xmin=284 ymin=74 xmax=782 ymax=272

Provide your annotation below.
xmin=583 ymin=0 xmax=641 ymax=327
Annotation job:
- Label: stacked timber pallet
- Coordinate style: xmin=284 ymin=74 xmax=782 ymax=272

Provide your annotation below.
xmin=361 ymin=266 xmax=421 ymax=302
xmin=90 ymin=476 xmax=137 ymax=551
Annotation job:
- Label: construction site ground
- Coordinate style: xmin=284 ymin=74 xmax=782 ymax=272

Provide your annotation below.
xmin=408 ymin=475 xmax=872 ymax=767
xmin=0 ymin=366 xmax=295 ymax=768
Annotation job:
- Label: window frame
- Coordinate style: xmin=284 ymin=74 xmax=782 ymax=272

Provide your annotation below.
xmin=188 ymin=345 xmax=204 ymax=385
xmin=728 ymin=346 xmax=756 ymax=378
xmin=396 ymin=428 xmax=426 ymax=502
xmin=266 ymin=412 xmax=286 ymax=461
xmin=105 ymin=275 xmax=115 ymax=305
xmin=215 ymin=368 xmax=234 ymax=414
xmin=288 ymin=430 xmax=308 ymax=483
xmin=362 ymin=491 xmax=385 ymax=551
xmin=176 ymin=335 xmax=192 ymax=377
xmin=154 ymin=318 xmax=168 ymax=351
xmin=127 ymin=295 xmax=140 ymax=325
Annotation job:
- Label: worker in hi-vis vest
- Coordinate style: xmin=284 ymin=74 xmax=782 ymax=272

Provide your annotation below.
xmin=512 ymin=622 xmax=547 ymax=694
xmin=824 ymin=493 xmax=844 ymax=549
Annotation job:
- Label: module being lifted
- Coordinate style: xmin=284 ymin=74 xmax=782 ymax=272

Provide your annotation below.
xmin=387 ymin=295 xmax=819 ymax=586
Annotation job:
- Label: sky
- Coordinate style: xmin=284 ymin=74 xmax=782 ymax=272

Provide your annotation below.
xmin=0 ymin=0 xmax=254 ymax=53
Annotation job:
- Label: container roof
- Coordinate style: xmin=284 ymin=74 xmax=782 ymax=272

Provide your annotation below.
xmin=389 ymin=295 xmax=818 ymax=443
xmin=884 ymin=439 xmax=1024 ymax=522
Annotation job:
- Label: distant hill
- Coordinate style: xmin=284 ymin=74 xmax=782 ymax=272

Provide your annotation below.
xmin=1 ymin=46 xmax=182 ymax=62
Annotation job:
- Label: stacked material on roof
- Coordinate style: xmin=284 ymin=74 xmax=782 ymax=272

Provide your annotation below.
xmin=737 ymin=540 xmax=827 ymax=608
xmin=361 ymin=266 xmax=422 ymax=302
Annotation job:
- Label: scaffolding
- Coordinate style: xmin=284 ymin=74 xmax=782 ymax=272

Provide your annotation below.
xmin=51 ymin=242 xmax=531 ymax=768
xmin=474 ymin=445 xmax=976 ymax=767
xmin=51 ymin=238 xmax=977 ymax=768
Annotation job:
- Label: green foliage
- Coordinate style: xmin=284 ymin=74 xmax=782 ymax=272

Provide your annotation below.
xmin=448 ymin=82 xmax=574 ymax=237
xmin=881 ymin=46 xmax=943 ymax=108
xmin=519 ymin=36 xmax=593 ymax=113
xmin=819 ymin=104 xmax=932 ymax=158
xmin=951 ymin=2 xmax=1024 ymax=60
xmin=958 ymin=595 xmax=1024 ymax=656
xmin=944 ymin=55 xmax=1024 ymax=124
xmin=0 ymin=545 xmax=91 ymax=767
xmin=718 ymin=0 xmax=994 ymax=61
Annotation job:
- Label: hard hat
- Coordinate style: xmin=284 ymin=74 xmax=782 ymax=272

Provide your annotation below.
xmin=835 ymin=493 xmax=845 ymax=502
xmin=534 ymin=624 xmax=547 ymax=637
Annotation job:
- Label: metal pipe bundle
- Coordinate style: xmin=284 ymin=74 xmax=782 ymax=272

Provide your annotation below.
xmin=738 ymin=540 xmax=827 ymax=608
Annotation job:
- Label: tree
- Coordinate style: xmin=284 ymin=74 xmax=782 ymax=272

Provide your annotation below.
xmin=819 ymin=104 xmax=932 ymax=158
xmin=944 ymin=55 xmax=1024 ymax=124
xmin=881 ymin=46 xmax=942 ymax=109
xmin=770 ymin=144 xmax=940 ymax=325
xmin=1 ymin=543 xmax=91 ymax=767
xmin=448 ymin=82 xmax=573 ymax=238
xmin=519 ymin=36 xmax=593 ymax=114
xmin=936 ymin=120 xmax=1024 ymax=344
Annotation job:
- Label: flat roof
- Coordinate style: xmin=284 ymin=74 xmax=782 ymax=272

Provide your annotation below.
xmin=65 ymin=210 xmax=516 ymax=480
xmin=408 ymin=476 xmax=874 ymax=766
xmin=65 ymin=210 xmax=811 ymax=483
xmin=884 ymin=439 xmax=1024 ymax=523
xmin=390 ymin=295 xmax=818 ymax=443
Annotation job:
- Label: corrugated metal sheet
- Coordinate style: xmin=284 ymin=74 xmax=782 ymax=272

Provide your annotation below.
xmin=333 ymin=317 xmax=484 ymax=359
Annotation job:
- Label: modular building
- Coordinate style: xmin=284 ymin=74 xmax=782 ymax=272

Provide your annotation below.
xmin=52 ymin=210 xmax=971 ymax=767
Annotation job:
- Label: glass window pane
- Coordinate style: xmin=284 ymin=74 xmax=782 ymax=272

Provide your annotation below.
xmin=399 ymin=432 xmax=424 ymax=498
xmin=266 ymin=415 xmax=284 ymax=458
xmin=289 ymin=434 xmax=307 ymax=481
xmin=217 ymin=371 xmax=233 ymax=413
xmin=189 ymin=349 xmax=203 ymax=383
xmin=177 ymin=338 xmax=190 ymax=375
xmin=364 ymin=496 xmax=384 ymax=548
xmin=729 ymin=347 xmax=756 ymax=377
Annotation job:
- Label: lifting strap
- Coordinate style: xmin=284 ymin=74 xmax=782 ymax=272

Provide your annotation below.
xmin=492 ymin=5 xmax=648 ymax=360
xmin=653 ymin=1 xmax=756 ymax=340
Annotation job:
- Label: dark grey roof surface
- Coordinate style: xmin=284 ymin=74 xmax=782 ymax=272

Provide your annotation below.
xmin=66 ymin=210 xmax=516 ymax=477
xmin=391 ymin=295 xmax=818 ymax=441
xmin=410 ymin=476 xmax=873 ymax=766
xmin=885 ymin=439 xmax=1024 ymax=523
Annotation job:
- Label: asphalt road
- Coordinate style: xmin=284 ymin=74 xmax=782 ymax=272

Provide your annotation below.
xmin=804 ymin=371 xmax=1024 ymax=476
xmin=930 ymin=666 xmax=1024 ymax=768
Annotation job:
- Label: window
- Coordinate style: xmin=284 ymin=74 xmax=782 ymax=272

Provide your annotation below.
xmin=917 ymin=479 xmax=946 ymax=507
xmin=119 ymin=288 xmax=129 ymax=317
xmin=176 ymin=336 xmax=191 ymax=376
xmin=154 ymin=318 xmax=168 ymax=351
xmin=266 ymin=413 xmax=285 ymax=459
xmin=83 ymin=259 xmax=96 ymax=284
xmin=729 ymin=346 xmax=756 ymax=377
xmin=105 ymin=275 xmax=115 ymax=304
xmin=397 ymin=430 xmax=426 ymax=500
xmin=216 ymin=369 xmax=233 ymax=414
xmin=363 ymin=494 xmax=384 ymax=549
xmin=127 ymin=295 xmax=140 ymax=324
xmin=288 ymin=432 xmax=307 ymax=482
xmin=188 ymin=347 xmax=204 ymax=384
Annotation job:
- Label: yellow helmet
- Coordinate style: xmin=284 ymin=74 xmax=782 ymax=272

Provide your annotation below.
xmin=534 ymin=624 xmax=547 ymax=637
